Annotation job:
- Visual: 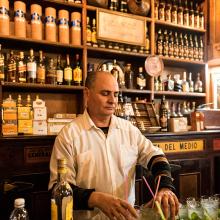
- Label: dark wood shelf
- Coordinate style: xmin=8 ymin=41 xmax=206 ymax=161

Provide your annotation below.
xmin=1 ymin=82 xmax=84 ymax=93
xmin=155 ymin=20 xmax=206 ymax=33
xmin=120 ymin=88 xmax=151 ymax=94
xmin=43 ymin=0 xmax=83 ymax=8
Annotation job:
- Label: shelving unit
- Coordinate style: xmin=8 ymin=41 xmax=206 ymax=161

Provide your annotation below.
xmin=0 ymin=0 xmax=209 ymax=138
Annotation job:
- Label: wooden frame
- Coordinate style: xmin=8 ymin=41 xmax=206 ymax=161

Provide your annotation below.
xmin=97 ymin=8 xmax=146 ymax=46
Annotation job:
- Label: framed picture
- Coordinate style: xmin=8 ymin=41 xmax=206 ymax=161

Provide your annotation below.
xmin=97 ymin=8 xmax=146 ymax=46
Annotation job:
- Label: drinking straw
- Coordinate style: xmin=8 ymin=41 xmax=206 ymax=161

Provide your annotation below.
xmin=155 ymin=201 xmax=166 ymax=220
xmin=152 ymin=175 xmax=161 ymax=208
xmin=142 ymin=176 xmax=166 ymax=220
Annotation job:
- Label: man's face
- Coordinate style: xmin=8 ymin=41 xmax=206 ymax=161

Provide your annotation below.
xmin=85 ymin=72 xmax=119 ymax=118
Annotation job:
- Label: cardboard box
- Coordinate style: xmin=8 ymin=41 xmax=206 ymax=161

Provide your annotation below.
xmin=33 ymin=120 xmax=48 ymax=135
xmin=169 ymin=117 xmax=188 ymax=132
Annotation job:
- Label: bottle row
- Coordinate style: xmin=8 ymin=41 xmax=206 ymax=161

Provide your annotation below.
xmin=154 ymin=72 xmax=203 ymax=93
xmin=86 ymin=16 xmax=150 ymax=54
xmin=155 ymin=0 xmax=205 ymax=29
xmin=0 ymin=1 xmax=81 ymax=45
xmin=0 ymin=46 xmax=82 ymax=86
xmin=156 ymin=29 xmax=204 ymax=61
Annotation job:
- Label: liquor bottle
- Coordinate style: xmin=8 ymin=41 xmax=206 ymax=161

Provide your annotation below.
xmin=165 ymin=0 xmax=171 ymax=22
xmin=173 ymin=32 xmax=179 ymax=58
xmin=183 ymin=33 xmax=189 ymax=59
xmin=27 ymin=49 xmax=37 ymax=83
xmin=174 ymin=74 xmax=182 ymax=92
xmin=73 ymin=54 xmax=82 ymax=86
xmin=163 ymin=29 xmax=169 ymax=57
xmin=168 ymin=30 xmax=174 ymax=58
xmin=158 ymin=75 xmax=163 ymax=91
xmin=188 ymin=1 xmax=194 ymax=28
xmin=136 ymin=67 xmax=146 ymax=90
xmin=194 ymin=2 xmax=199 ymax=28
xmin=37 ymin=50 xmax=45 ymax=84
xmin=199 ymin=6 xmax=204 ymax=29
xmin=86 ymin=17 xmax=92 ymax=46
xmin=120 ymin=0 xmax=127 ymax=12
xmin=182 ymin=71 xmax=189 ymax=92
xmin=159 ymin=95 xmax=168 ymax=132
xmin=7 ymin=50 xmax=17 ymax=82
xmin=9 ymin=198 xmax=29 ymax=220
xmin=170 ymin=102 xmax=177 ymax=118
xmin=178 ymin=32 xmax=184 ymax=59
xmin=56 ymin=55 xmax=63 ymax=85
xmin=177 ymin=0 xmax=183 ymax=25
xmin=171 ymin=0 xmax=177 ymax=24
xmin=155 ymin=0 xmax=159 ymax=19
xmin=64 ymin=54 xmax=72 ymax=85
xmin=198 ymin=35 xmax=204 ymax=61
xmin=46 ymin=58 xmax=56 ymax=84
xmin=17 ymin=51 xmax=27 ymax=83
xmin=144 ymin=29 xmax=150 ymax=54
xmin=51 ymin=158 xmax=73 ymax=220
xmin=157 ymin=29 xmax=163 ymax=55
xmin=0 ymin=44 xmax=5 ymax=82
xmin=194 ymin=72 xmax=202 ymax=93
xmin=183 ymin=0 xmax=189 ymax=26
xmin=181 ymin=101 xmax=190 ymax=122
xmin=91 ymin=18 xmax=98 ymax=47
xmin=158 ymin=0 xmax=165 ymax=20
xmin=111 ymin=59 xmax=120 ymax=85
xmin=188 ymin=34 xmax=194 ymax=60
xmin=154 ymin=76 xmax=159 ymax=91
xmin=176 ymin=102 xmax=183 ymax=117
xmin=17 ymin=94 xmax=22 ymax=107
xmin=164 ymin=74 xmax=174 ymax=91
xmin=193 ymin=35 xmax=199 ymax=61
xmin=109 ymin=0 xmax=118 ymax=11
xmin=124 ymin=63 xmax=134 ymax=89
xmin=188 ymin=72 xmax=194 ymax=92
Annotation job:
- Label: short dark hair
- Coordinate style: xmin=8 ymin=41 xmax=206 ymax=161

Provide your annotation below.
xmin=85 ymin=71 xmax=112 ymax=89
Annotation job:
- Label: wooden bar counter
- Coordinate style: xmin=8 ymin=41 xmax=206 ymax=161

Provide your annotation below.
xmin=0 ymin=130 xmax=220 ymax=219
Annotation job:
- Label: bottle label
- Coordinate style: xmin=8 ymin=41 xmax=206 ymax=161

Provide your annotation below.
xmin=45 ymin=16 xmax=56 ymax=24
xmin=183 ymin=13 xmax=189 ymax=26
xmin=27 ymin=62 xmax=37 ymax=78
xmin=137 ymin=77 xmax=146 ymax=87
xmin=56 ymin=70 xmax=63 ymax=83
xmin=51 ymin=197 xmax=73 ymax=220
xmin=14 ymin=10 xmax=25 ymax=19
xmin=37 ymin=66 xmax=46 ymax=80
xmin=73 ymin=67 xmax=82 ymax=83
xmin=87 ymin=29 xmax=92 ymax=42
xmin=64 ymin=67 xmax=72 ymax=81
xmin=71 ymin=19 xmax=80 ymax=27
xmin=31 ymin=12 xmax=41 ymax=21
xmin=0 ymin=7 xmax=9 ymax=16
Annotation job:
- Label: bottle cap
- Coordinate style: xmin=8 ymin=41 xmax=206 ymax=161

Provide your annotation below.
xmin=31 ymin=4 xmax=42 ymax=16
xmin=71 ymin=12 xmax=81 ymax=21
xmin=14 ymin=1 xmax=26 ymax=13
xmin=14 ymin=198 xmax=25 ymax=208
xmin=45 ymin=7 xmax=56 ymax=18
xmin=58 ymin=9 xmax=69 ymax=20
xmin=0 ymin=0 xmax=9 ymax=9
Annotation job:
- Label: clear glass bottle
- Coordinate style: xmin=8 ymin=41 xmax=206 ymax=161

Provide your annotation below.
xmin=17 ymin=51 xmax=27 ymax=83
xmin=7 ymin=50 xmax=17 ymax=82
xmin=64 ymin=54 xmax=72 ymax=86
xmin=73 ymin=54 xmax=82 ymax=86
xmin=136 ymin=67 xmax=146 ymax=90
xmin=91 ymin=18 xmax=98 ymax=47
xmin=188 ymin=72 xmax=194 ymax=92
xmin=171 ymin=0 xmax=178 ymax=24
xmin=124 ymin=63 xmax=134 ymax=89
xmin=56 ymin=55 xmax=63 ymax=85
xmin=9 ymin=198 xmax=29 ymax=220
xmin=163 ymin=29 xmax=169 ymax=57
xmin=182 ymin=71 xmax=189 ymax=92
xmin=158 ymin=0 xmax=165 ymax=20
xmin=165 ymin=0 xmax=171 ymax=22
xmin=168 ymin=30 xmax=174 ymax=58
xmin=27 ymin=49 xmax=37 ymax=83
xmin=120 ymin=0 xmax=127 ymax=12
xmin=37 ymin=50 xmax=45 ymax=84
xmin=109 ymin=0 xmax=118 ymax=11
xmin=177 ymin=0 xmax=183 ymax=25
xmin=183 ymin=0 xmax=189 ymax=26
xmin=173 ymin=31 xmax=179 ymax=58
xmin=111 ymin=59 xmax=120 ymax=85
xmin=0 ymin=44 xmax=5 ymax=82
xmin=194 ymin=72 xmax=203 ymax=93
xmin=86 ymin=17 xmax=92 ymax=46
xmin=164 ymin=74 xmax=174 ymax=91
xmin=51 ymin=158 xmax=73 ymax=220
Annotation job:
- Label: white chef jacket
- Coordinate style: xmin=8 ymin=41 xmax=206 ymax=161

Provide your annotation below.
xmin=49 ymin=110 xmax=164 ymax=220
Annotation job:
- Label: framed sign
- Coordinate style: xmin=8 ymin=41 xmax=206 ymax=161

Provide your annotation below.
xmin=97 ymin=8 xmax=146 ymax=46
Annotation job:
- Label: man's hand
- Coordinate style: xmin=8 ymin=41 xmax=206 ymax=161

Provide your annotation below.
xmin=88 ymin=191 xmax=138 ymax=220
xmin=145 ymin=188 xmax=179 ymax=220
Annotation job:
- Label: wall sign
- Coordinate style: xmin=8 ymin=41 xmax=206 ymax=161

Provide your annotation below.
xmin=24 ymin=146 xmax=52 ymax=164
xmin=97 ymin=8 xmax=146 ymax=46
xmin=153 ymin=139 xmax=204 ymax=153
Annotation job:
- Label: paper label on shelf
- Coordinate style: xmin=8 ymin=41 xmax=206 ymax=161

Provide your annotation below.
xmin=153 ymin=139 xmax=204 ymax=153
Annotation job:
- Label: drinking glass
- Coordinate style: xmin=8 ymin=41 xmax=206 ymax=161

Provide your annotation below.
xmin=137 ymin=205 xmax=161 ymax=220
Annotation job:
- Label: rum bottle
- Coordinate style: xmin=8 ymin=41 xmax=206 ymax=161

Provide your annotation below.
xmin=17 ymin=51 xmax=27 ymax=83
xmin=173 ymin=31 xmax=179 ymax=58
xmin=7 ymin=50 xmax=17 ymax=82
xmin=194 ymin=72 xmax=202 ymax=93
xmin=188 ymin=72 xmax=194 ymax=92
xmin=73 ymin=54 xmax=82 ymax=86
xmin=124 ymin=63 xmax=134 ymax=89
xmin=168 ymin=30 xmax=174 ymax=58
xmin=181 ymin=71 xmax=189 ymax=92
xmin=0 ymin=44 xmax=5 ymax=83
xmin=158 ymin=0 xmax=165 ymax=20
xmin=163 ymin=29 xmax=169 ymax=57
xmin=178 ymin=32 xmax=184 ymax=59
xmin=56 ymin=55 xmax=63 ymax=85
xmin=171 ymin=0 xmax=177 ymax=24
xmin=183 ymin=0 xmax=189 ymax=26
xmin=51 ymin=158 xmax=73 ymax=220
xmin=188 ymin=34 xmax=194 ymax=60
xmin=136 ymin=67 xmax=146 ymax=90
xmin=37 ymin=50 xmax=45 ymax=84
xmin=165 ymin=0 xmax=171 ymax=22
xmin=86 ymin=17 xmax=92 ymax=46
xmin=157 ymin=29 xmax=163 ymax=55
xmin=27 ymin=49 xmax=37 ymax=83
xmin=198 ymin=35 xmax=204 ymax=61
xmin=159 ymin=95 xmax=168 ymax=132
xmin=91 ymin=18 xmax=98 ymax=47
xmin=193 ymin=35 xmax=199 ymax=61
xmin=64 ymin=54 xmax=72 ymax=85
xmin=46 ymin=58 xmax=56 ymax=85
xmin=177 ymin=0 xmax=183 ymax=25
